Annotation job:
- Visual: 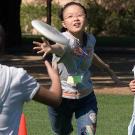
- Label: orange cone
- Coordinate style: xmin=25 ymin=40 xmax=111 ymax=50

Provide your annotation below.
xmin=18 ymin=113 xmax=27 ymax=135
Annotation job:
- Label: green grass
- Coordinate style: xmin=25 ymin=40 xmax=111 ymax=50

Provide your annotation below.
xmin=96 ymin=95 xmax=133 ymax=135
xmin=23 ymin=94 xmax=134 ymax=135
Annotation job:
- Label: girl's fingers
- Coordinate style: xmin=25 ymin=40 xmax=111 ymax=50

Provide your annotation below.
xmin=41 ymin=37 xmax=46 ymax=42
xmin=33 ymin=39 xmax=51 ymax=57
xmin=33 ymin=46 xmax=41 ymax=50
xmin=42 ymin=52 xmax=47 ymax=58
xmin=131 ymin=86 xmax=134 ymax=89
xmin=44 ymin=41 xmax=50 ymax=48
xmin=41 ymin=37 xmax=50 ymax=45
xmin=33 ymin=41 xmax=41 ymax=46
xmin=37 ymin=50 xmax=45 ymax=54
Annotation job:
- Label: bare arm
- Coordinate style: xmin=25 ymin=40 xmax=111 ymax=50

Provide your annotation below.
xmin=129 ymin=80 xmax=135 ymax=94
xmin=33 ymin=61 xmax=62 ymax=107
xmin=33 ymin=39 xmax=65 ymax=57
xmin=93 ymin=53 xmax=110 ymax=69
xmin=92 ymin=53 xmax=126 ymax=85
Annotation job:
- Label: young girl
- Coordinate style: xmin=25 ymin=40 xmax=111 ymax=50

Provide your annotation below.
xmin=33 ymin=2 xmax=121 ymax=135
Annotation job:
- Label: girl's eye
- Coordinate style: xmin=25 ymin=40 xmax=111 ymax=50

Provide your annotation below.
xmin=78 ymin=14 xmax=83 ymax=17
xmin=64 ymin=14 xmax=85 ymax=20
xmin=65 ymin=15 xmax=73 ymax=19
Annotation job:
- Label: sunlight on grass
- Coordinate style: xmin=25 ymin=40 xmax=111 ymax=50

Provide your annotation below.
xmin=24 ymin=94 xmax=134 ymax=135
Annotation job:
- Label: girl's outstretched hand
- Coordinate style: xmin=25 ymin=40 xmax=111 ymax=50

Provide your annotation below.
xmin=33 ymin=37 xmax=52 ymax=58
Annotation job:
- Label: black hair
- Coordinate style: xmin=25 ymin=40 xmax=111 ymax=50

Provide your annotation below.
xmin=59 ymin=2 xmax=87 ymax=21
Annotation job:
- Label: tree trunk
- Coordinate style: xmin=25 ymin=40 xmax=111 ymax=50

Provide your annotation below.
xmin=0 ymin=0 xmax=22 ymax=53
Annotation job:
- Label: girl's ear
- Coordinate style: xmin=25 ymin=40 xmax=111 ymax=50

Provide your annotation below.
xmin=62 ymin=21 xmax=67 ymax=29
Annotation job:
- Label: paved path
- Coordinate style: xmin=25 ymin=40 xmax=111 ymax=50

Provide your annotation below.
xmin=1 ymin=52 xmax=134 ymax=95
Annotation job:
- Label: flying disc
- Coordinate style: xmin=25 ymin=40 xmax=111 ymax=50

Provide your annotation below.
xmin=31 ymin=20 xmax=69 ymax=45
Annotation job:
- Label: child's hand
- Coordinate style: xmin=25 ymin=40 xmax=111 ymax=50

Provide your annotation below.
xmin=129 ymin=80 xmax=135 ymax=94
xmin=33 ymin=37 xmax=52 ymax=57
xmin=44 ymin=60 xmax=59 ymax=82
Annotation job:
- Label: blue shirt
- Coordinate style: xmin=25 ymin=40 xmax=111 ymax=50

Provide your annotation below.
xmin=52 ymin=31 xmax=96 ymax=98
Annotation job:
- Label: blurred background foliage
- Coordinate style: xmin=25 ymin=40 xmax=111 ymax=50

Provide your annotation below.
xmin=20 ymin=0 xmax=135 ymax=37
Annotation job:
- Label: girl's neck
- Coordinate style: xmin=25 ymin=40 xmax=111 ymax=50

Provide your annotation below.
xmin=67 ymin=31 xmax=84 ymax=43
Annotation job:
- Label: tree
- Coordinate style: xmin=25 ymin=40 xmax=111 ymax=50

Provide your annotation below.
xmin=0 ymin=0 xmax=22 ymax=53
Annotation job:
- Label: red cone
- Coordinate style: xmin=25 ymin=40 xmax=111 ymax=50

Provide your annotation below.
xmin=18 ymin=113 xmax=27 ymax=135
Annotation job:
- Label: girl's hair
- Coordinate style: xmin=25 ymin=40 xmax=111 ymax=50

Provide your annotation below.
xmin=59 ymin=2 xmax=87 ymax=21
xmin=59 ymin=2 xmax=87 ymax=32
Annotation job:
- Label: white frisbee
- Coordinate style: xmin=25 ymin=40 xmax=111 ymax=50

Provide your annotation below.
xmin=31 ymin=20 xmax=69 ymax=45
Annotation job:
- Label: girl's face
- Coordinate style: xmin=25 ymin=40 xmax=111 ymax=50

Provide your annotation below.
xmin=62 ymin=5 xmax=87 ymax=35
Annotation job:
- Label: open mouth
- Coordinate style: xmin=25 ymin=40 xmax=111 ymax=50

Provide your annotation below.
xmin=73 ymin=23 xmax=81 ymax=28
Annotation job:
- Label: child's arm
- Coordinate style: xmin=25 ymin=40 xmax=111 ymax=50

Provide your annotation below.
xmin=33 ymin=38 xmax=65 ymax=57
xmin=92 ymin=53 xmax=127 ymax=85
xmin=129 ymin=80 xmax=135 ymax=94
xmin=93 ymin=53 xmax=109 ymax=69
xmin=33 ymin=60 xmax=62 ymax=107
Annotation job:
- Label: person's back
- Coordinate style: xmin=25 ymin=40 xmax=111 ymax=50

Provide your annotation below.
xmin=0 ymin=24 xmax=62 ymax=134
xmin=0 ymin=64 xmax=40 ymax=134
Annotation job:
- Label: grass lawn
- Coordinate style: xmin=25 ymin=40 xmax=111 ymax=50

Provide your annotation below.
xmin=23 ymin=94 xmax=134 ymax=135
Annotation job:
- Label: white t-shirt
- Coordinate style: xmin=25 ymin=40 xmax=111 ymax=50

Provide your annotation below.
xmin=0 ymin=64 xmax=39 ymax=135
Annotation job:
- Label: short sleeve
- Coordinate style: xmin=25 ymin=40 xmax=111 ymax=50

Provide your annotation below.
xmin=20 ymin=69 xmax=40 ymax=101
xmin=10 ymin=67 xmax=40 ymax=101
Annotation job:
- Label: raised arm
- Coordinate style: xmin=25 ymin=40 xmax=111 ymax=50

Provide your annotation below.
xmin=33 ymin=60 xmax=62 ymax=107
xmin=33 ymin=38 xmax=65 ymax=57
xmin=93 ymin=53 xmax=110 ymax=69
xmin=92 ymin=53 xmax=127 ymax=85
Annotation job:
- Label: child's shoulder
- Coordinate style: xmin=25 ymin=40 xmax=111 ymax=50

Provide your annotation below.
xmin=86 ymin=33 xmax=95 ymax=39
xmin=86 ymin=33 xmax=96 ymax=45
